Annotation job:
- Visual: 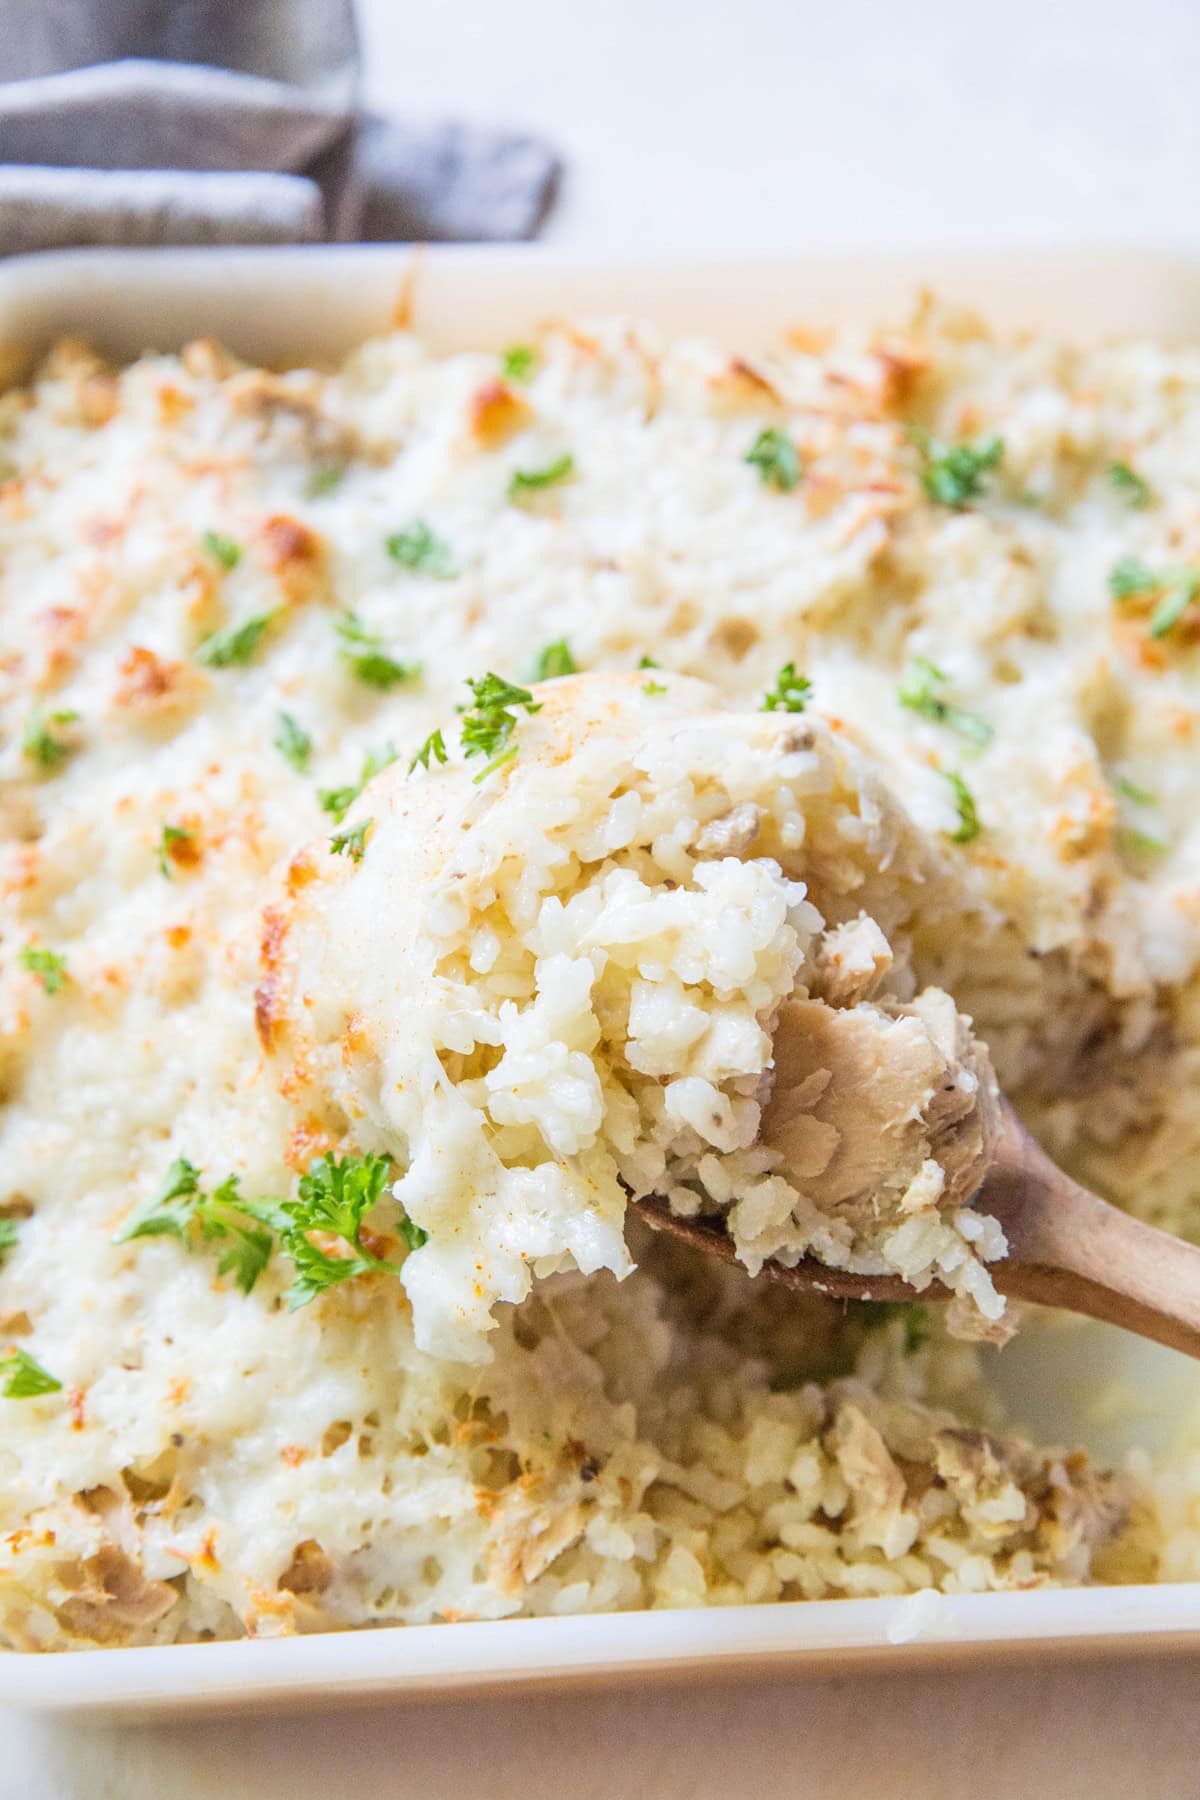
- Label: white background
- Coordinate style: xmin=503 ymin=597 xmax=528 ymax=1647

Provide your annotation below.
xmin=8 ymin=0 xmax=1200 ymax=1792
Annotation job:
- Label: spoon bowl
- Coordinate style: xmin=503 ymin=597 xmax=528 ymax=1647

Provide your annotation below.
xmin=638 ymin=1092 xmax=1200 ymax=1359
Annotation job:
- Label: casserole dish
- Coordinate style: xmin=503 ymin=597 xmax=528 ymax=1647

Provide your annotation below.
xmin=3 ymin=242 xmax=1200 ymax=1715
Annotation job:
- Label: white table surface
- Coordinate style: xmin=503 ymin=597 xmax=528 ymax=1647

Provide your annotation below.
xmin=8 ymin=1 xmax=1200 ymax=1792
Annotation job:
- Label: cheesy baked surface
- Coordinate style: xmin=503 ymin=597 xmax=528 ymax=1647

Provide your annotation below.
xmin=1 ymin=306 xmax=1191 ymax=1650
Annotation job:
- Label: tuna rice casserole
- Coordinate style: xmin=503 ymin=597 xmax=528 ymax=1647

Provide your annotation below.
xmin=12 ymin=296 xmax=1200 ymax=1651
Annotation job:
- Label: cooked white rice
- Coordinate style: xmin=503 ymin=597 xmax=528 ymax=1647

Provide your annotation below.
xmin=276 ymin=670 xmax=1004 ymax=1363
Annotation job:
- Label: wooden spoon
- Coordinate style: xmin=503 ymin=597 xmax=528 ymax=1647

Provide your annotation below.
xmin=638 ymin=1073 xmax=1200 ymax=1361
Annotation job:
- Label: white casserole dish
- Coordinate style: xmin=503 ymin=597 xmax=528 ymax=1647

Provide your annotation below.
xmin=3 ymin=242 xmax=1200 ymax=1717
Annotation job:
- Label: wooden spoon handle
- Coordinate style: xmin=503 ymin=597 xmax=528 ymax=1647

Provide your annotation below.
xmin=984 ymin=1103 xmax=1200 ymax=1359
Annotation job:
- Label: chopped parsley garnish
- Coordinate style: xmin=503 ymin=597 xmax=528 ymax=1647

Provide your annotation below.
xmin=1108 ymin=558 xmax=1200 ymax=638
xmin=274 ymin=711 xmax=313 ymax=774
xmin=460 ymin=673 xmax=542 ymax=781
xmin=1115 ymin=775 xmax=1157 ymax=807
xmin=0 ymin=1348 xmax=61 ymax=1399
xmin=330 ymin=818 xmax=372 ymax=861
xmin=760 ymin=663 xmax=812 ymax=713
xmin=745 ymin=427 xmax=800 ymax=492
xmin=1114 ymin=775 xmax=1169 ymax=860
xmin=637 ymin=655 xmax=660 ymax=670
xmin=157 ymin=823 xmax=195 ymax=879
xmin=335 ymin=612 xmax=421 ymax=689
xmin=19 ymin=945 xmax=68 ymax=995
xmin=116 ymin=1152 xmax=200 ymax=1238
xmin=200 ymin=530 xmax=242 ymax=570
xmin=913 ymin=429 xmax=1004 ymax=509
xmin=642 ymin=680 xmax=667 ymax=696
xmin=307 ymin=462 xmax=345 ymax=498
xmin=942 ymin=770 xmax=982 ymax=844
xmin=114 ymin=1158 xmax=277 ymax=1296
xmin=507 ymin=453 xmax=574 ymax=500
xmin=1108 ymin=557 xmax=1157 ymax=599
xmin=533 ymin=639 xmax=577 ymax=680
xmin=385 ymin=519 xmax=456 ymax=578
xmin=0 ymin=1218 xmax=18 ymax=1264
xmin=1150 ymin=580 xmax=1200 ymax=640
xmin=1109 ymin=462 xmax=1152 ymax=509
xmin=898 ymin=658 xmax=993 ymax=746
xmin=1120 ymin=826 xmax=1170 ymax=860
xmin=22 ymin=709 xmax=79 ymax=770
xmin=276 ymin=1151 xmax=421 ymax=1310
xmin=409 ymin=728 xmax=447 ymax=773
xmin=501 ymin=345 xmax=538 ymax=383
xmin=318 ymin=742 xmax=399 ymax=823
xmin=115 ymin=1155 xmax=202 ymax=1243
xmin=318 ymin=757 xmax=383 ymax=822
xmin=116 ymin=1151 xmax=426 ymax=1308
xmin=197 ymin=609 xmax=278 ymax=668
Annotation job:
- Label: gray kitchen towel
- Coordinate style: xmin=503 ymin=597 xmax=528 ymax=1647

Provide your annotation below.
xmin=0 ymin=0 xmax=559 ymax=251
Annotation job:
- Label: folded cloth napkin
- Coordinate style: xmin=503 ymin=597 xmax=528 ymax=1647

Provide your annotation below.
xmin=0 ymin=0 xmax=559 ymax=251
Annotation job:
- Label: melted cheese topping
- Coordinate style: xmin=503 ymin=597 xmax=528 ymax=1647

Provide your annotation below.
xmin=0 ymin=310 xmax=1180 ymax=1647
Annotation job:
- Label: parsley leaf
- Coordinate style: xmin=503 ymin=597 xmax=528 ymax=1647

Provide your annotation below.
xmin=1150 ymin=579 xmax=1200 ymax=640
xmin=460 ymin=673 xmax=542 ymax=781
xmin=533 ymin=639 xmax=577 ymax=680
xmin=408 ymin=728 xmax=448 ymax=773
xmin=114 ymin=1157 xmax=203 ymax=1246
xmin=330 ymin=818 xmax=372 ymax=861
xmin=1109 ymin=462 xmax=1152 ymax=509
xmin=760 ymin=663 xmax=812 ymax=713
xmin=292 ymin=1152 xmax=389 ymax=1246
xmin=642 ymin=680 xmax=667 ymax=696
xmin=22 ymin=709 xmax=79 ymax=770
xmin=19 ymin=945 xmax=68 ymax=995
xmin=501 ymin=345 xmax=537 ymax=383
xmin=114 ymin=1159 xmax=279 ymax=1295
xmin=385 ymin=519 xmax=456 ymax=578
xmin=0 ymin=1217 xmax=18 ymax=1264
xmin=637 ymin=655 xmax=660 ymax=670
xmin=202 ymin=1177 xmax=275 ymax=1296
xmin=318 ymin=779 xmax=361 ymax=823
xmin=1114 ymin=775 xmax=1169 ymax=861
xmin=200 ymin=530 xmax=242 ymax=570
xmin=1120 ymin=826 xmax=1170 ymax=861
xmin=0 ymin=1348 xmax=61 ymax=1399
xmin=307 ymin=462 xmax=344 ymax=498
xmin=914 ymin=429 xmax=1004 ymax=509
xmin=197 ymin=609 xmax=278 ymax=668
xmin=1108 ymin=557 xmax=1158 ymax=599
xmin=157 ymin=823 xmax=195 ymax=879
xmin=1115 ymin=775 xmax=1157 ymax=807
xmin=276 ymin=1151 xmax=417 ymax=1310
xmin=335 ymin=612 xmax=421 ymax=689
xmin=1108 ymin=558 xmax=1200 ymax=638
xmin=115 ymin=1151 xmax=426 ymax=1307
xmin=745 ymin=428 xmax=800 ymax=492
xmin=280 ymin=1230 xmax=365 ymax=1308
xmin=399 ymin=1214 xmax=428 ymax=1253
xmin=274 ymin=711 xmax=313 ymax=774
xmin=318 ymin=742 xmax=399 ymax=823
xmin=508 ymin=453 xmax=574 ymax=500
xmin=942 ymin=770 xmax=982 ymax=843
xmin=898 ymin=658 xmax=993 ymax=746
